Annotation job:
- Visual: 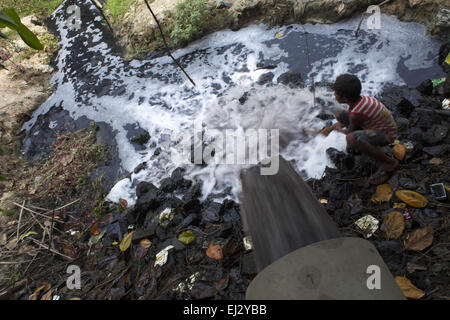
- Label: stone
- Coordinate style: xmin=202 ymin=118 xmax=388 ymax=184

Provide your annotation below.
xmin=423 ymin=144 xmax=450 ymax=157
xmin=257 ymin=72 xmax=274 ymax=85
xmin=423 ymin=125 xmax=448 ymax=145
xmin=133 ymin=162 xmax=147 ymax=174
xmin=416 ymin=79 xmax=433 ymax=95
xmin=130 ymin=130 xmax=150 ymax=145
xmin=277 ymin=71 xmax=303 ymax=88
xmin=396 ymin=98 xmax=415 ymax=118
xmin=435 ymin=8 xmax=450 ymax=28
xmin=396 ymin=117 xmax=409 ymax=131
xmin=201 ymin=202 xmax=222 ymax=224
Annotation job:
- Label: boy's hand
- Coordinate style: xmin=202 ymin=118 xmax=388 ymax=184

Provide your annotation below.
xmin=320 ymin=122 xmax=342 ymax=136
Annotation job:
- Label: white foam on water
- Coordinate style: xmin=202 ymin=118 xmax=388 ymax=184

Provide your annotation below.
xmin=23 ymin=2 xmax=442 ymax=205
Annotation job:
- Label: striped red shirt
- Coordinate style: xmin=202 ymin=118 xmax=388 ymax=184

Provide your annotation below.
xmin=350 ymin=95 xmax=397 ymax=143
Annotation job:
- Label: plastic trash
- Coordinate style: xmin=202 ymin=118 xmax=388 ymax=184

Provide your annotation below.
xmin=154 ymin=245 xmax=174 ymax=267
xmin=159 ymin=208 xmax=174 ymax=227
xmin=430 ymin=183 xmax=447 ymax=200
xmin=442 ymin=98 xmax=449 ymax=110
xmin=354 ymin=215 xmax=379 ymax=238
xmin=243 ymin=236 xmax=253 ymax=251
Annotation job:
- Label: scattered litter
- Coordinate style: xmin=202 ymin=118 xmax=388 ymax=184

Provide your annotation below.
xmin=178 ymin=231 xmax=195 ymax=245
xmin=319 ymin=199 xmax=328 ymax=204
xmin=354 ymin=215 xmax=379 ymax=238
xmin=395 ymin=190 xmax=428 ymax=208
xmin=395 ymin=276 xmax=425 ymax=299
xmin=274 ymin=30 xmax=285 ymax=38
xmin=403 ymin=141 xmax=414 ymax=153
xmin=154 ymin=245 xmax=174 ymax=267
xmin=431 ymin=78 xmax=445 ymax=87
xmin=442 ymin=98 xmax=450 ymax=110
xmin=159 ymin=208 xmax=175 ymax=227
xmin=430 ymin=183 xmax=447 ymax=200
xmin=404 ymin=227 xmax=434 ymax=251
xmin=173 ymin=272 xmax=201 ymax=295
xmin=53 ymin=295 xmax=60 ymax=300
xmin=243 ymin=236 xmax=253 ymax=251
xmin=128 ymin=225 xmax=135 ymax=231
xmin=393 ymin=203 xmax=406 ymax=209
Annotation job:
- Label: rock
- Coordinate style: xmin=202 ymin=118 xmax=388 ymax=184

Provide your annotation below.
xmin=326 ymin=147 xmax=354 ymax=171
xmin=216 ymin=0 xmax=233 ymax=9
xmin=276 ymin=71 xmax=303 ymax=88
xmin=423 ymin=144 xmax=450 ymax=157
xmin=135 ymin=183 xmax=166 ymax=212
xmin=423 ymin=125 xmax=448 ymax=145
xmin=132 ymin=226 xmax=157 ymax=240
xmin=396 ymin=117 xmax=409 ymax=131
xmin=257 ymin=72 xmax=274 ymax=85
xmin=136 ymin=181 xmax=154 ymax=198
xmin=201 ymin=202 xmax=222 ymax=224
xmin=396 ymin=98 xmax=415 ymax=118
xmin=435 ymin=8 xmax=450 ymax=28
xmin=133 ymin=162 xmax=147 ymax=174
xmin=239 ymin=92 xmax=250 ymax=105
xmin=416 ymin=79 xmax=433 ymax=95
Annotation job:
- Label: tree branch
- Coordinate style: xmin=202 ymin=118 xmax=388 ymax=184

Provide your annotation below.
xmin=143 ymin=0 xmax=196 ymax=86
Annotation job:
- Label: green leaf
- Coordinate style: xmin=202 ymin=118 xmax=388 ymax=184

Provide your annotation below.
xmin=119 ymin=231 xmax=134 ymax=252
xmin=0 ymin=11 xmax=18 ymax=30
xmin=0 ymin=208 xmax=16 ymax=216
xmin=0 ymin=9 xmax=43 ymax=50
xmin=19 ymin=231 xmax=38 ymax=241
xmin=0 ymin=176 xmax=7 ymax=181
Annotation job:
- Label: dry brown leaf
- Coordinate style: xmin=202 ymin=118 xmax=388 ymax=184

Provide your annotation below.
xmin=139 ymin=238 xmax=152 ymax=249
xmin=392 ymin=144 xmax=406 ymax=161
xmin=5 ymin=237 xmax=18 ymax=251
xmin=395 ymin=276 xmax=425 ymax=299
xmin=206 ymin=241 xmax=223 ymax=261
xmin=91 ymin=224 xmax=100 ymax=236
xmin=29 ymin=281 xmax=51 ymax=300
xmin=380 ymin=211 xmax=405 ymax=239
xmin=0 ymin=232 xmax=6 ymax=246
xmin=61 ymin=154 xmax=74 ymax=166
xmin=429 ymin=158 xmax=443 ymax=165
xmin=404 ymin=226 xmax=434 ymax=251
xmin=406 ymin=262 xmax=427 ymax=274
xmin=119 ymin=198 xmax=128 ymax=209
xmin=371 ymin=184 xmax=393 ymax=203
xmin=396 ymin=190 xmax=428 ymax=208
xmin=41 ymin=288 xmax=52 ymax=300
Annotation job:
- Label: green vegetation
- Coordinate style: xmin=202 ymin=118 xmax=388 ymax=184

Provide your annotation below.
xmin=0 ymin=0 xmax=63 ymax=17
xmin=104 ymin=0 xmax=138 ymax=23
xmin=0 ymin=8 xmax=43 ymax=50
xmin=170 ymin=0 xmax=209 ymax=46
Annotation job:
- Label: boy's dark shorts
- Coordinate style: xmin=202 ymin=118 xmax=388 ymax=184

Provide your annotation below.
xmin=336 ymin=110 xmax=390 ymax=147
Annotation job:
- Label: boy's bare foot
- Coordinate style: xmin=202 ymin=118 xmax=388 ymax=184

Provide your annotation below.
xmin=369 ymin=158 xmax=398 ymax=185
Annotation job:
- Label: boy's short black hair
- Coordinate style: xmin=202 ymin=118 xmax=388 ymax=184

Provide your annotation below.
xmin=332 ymin=74 xmax=362 ymax=102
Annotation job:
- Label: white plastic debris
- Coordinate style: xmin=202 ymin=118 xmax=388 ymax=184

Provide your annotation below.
xmin=159 ymin=208 xmax=174 ymax=227
xmin=154 ymin=245 xmax=174 ymax=267
xmin=442 ymin=98 xmax=449 ymax=110
xmin=319 ymin=199 xmax=328 ymax=204
xmin=174 ymin=272 xmax=201 ymax=295
xmin=243 ymin=236 xmax=253 ymax=251
xmin=354 ymin=215 xmax=379 ymax=238
xmin=53 ymin=295 xmax=60 ymax=300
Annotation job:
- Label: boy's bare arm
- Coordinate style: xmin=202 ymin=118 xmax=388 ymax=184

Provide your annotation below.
xmin=321 ymin=113 xmax=365 ymax=136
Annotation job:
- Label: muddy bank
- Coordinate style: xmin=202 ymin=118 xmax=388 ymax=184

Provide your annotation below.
xmin=114 ymin=0 xmax=450 ymax=58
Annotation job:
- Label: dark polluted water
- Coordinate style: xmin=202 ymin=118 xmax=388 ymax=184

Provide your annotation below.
xmin=22 ymin=0 xmax=445 ymax=206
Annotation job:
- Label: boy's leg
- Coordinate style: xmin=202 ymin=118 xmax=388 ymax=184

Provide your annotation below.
xmin=346 ymin=130 xmax=398 ymax=172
